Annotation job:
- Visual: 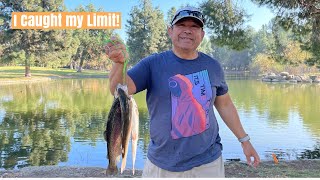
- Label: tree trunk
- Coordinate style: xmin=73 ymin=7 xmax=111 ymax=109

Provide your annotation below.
xmin=70 ymin=59 xmax=74 ymax=69
xmin=25 ymin=57 xmax=31 ymax=77
xmin=77 ymin=58 xmax=84 ymax=72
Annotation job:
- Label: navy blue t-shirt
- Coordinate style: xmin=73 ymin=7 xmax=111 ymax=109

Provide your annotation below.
xmin=127 ymin=50 xmax=228 ymax=172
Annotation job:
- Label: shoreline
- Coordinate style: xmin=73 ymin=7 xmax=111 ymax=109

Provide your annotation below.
xmin=1 ymin=160 xmax=320 ymax=178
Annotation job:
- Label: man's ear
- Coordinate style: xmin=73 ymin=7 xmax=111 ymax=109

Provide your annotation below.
xmin=201 ymin=29 xmax=205 ymax=40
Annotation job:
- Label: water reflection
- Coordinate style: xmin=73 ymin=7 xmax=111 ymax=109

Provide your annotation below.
xmin=222 ymin=80 xmax=320 ymax=161
xmin=228 ymin=80 xmax=320 ymax=135
xmin=298 ymin=143 xmax=320 ymax=159
xmin=0 ymin=111 xmax=70 ymax=169
xmin=0 ymin=79 xmax=319 ymax=170
xmin=0 ymin=80 xmax=110 ymax=170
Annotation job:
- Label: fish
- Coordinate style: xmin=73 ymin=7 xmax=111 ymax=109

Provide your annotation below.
xmin=103 ymin=84 xmax=130 ymax=176
xmin=120 ymin=87 xmax=140 ymax=174
xmin=119 ymin=89 xmax=132 ymax=174
xmin=103 ymin=84 xmax=139 ymax=176
xmin=129 ymin=97 xmax=139 ymax=175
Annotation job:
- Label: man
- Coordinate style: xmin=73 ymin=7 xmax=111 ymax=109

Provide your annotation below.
xmin=105 ymin=6 xmax=260 ymax=178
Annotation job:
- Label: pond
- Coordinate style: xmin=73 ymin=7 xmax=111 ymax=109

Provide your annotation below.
xmin=0 ymin=78 xmax=319 ymax=170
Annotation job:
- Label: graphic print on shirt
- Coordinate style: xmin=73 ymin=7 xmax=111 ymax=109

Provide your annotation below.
xmin=168 ymin=70 xmax=212 ymax=139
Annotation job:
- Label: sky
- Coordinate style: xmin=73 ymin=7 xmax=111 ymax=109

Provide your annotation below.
xmin=64 ymin=0 xmax=275 ymax=41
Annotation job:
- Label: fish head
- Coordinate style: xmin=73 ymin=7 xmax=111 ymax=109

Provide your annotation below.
xmin=114 ymin=84 xmax=129 ymax=98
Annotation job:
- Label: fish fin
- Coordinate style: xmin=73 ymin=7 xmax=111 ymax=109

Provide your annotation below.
xmin=131 ymin=138 xmax=138 ymax=175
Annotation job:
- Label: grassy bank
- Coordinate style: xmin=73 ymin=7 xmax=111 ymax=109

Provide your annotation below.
xmin=0 ymin=66 xmax=107 ymax=84
xmin=225 ymin=160 xmax=320 ymax=178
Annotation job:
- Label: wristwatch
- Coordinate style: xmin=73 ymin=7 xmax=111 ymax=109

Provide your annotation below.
xmin=238 ymin=134 xmax=250 ymax=143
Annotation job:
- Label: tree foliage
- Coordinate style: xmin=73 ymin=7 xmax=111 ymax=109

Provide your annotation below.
xmin=70 ymin=4 xmax=112 ymax=72
xmin=200 ymin=0 xmax=251 ymax=50
xmin=165 ymin=7 xmax=176 ymax=48
xmin=0 ymin=1 xmax=113 ymax=74
xmin=126 ymin=0 xmax=169 ymax=64
xmin=252 ymin=0 xmax=320 ymax=67
xmin=197 ymin=36 xmax=213 ymax=56
xmin=251 ymin=53 xmax=282 ymax=73
xmin=0 ymin=0 xmax=67 ymax=76
xmin=249 ymin=20 xmax=315 ymax=74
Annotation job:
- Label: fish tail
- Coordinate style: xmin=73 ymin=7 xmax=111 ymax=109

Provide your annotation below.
xmin=131 ymin=139 xmax=137 ymax=175
xmin=106 ymin=165 xmax=118 ymax=176
xmin=120 ymin=155 xmax=127 ymax=174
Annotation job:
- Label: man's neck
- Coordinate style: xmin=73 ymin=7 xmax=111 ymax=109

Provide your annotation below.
xmin=172 ymin=48 xmax=198 ymax=60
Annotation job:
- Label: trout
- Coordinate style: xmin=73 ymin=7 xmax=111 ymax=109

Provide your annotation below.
xmin=104 ymin=84 xmax=129 ymax=176
xmin=104 ymin=84 xmax=139 ymax=176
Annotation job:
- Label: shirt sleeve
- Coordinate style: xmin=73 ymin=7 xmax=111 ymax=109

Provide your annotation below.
xmin=127 ymin=56 xmax=151 ymax=94
xmin=216 ymin=64 xmax=228 ymax=96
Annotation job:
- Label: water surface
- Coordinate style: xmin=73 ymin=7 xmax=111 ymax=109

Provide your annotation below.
xmin=0 ymin=79 xmax=319 ymax=170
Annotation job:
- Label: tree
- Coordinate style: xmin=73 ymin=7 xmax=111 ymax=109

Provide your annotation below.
xmin=0 ymin=1 xmax=112 ymax=72
xmin=0 ymin=0 xmax=67 ymax=76
xmin=266 ymin=19 xmax=314 ymax=68
xmin=250 ymin=53 xmax=282 ymax=73
xmin=197 ymin=36 xmax=213 ymax=56
xmin=70 ymin=4 xmax=112 ymax=72
xmin=249 ymin=25 xmax=272 ymax=58
xmin=252 ymin=0 xmax=320 ymax=67
xmin=126 ymin=0 xmax=169 ymax=65
xmin=165 ymin=7 xmax=176 ymax=48
xmin=248 ymin=19 xmax=313 ymax=74
xmin=200 ymin=0 xmax=251 ymax=50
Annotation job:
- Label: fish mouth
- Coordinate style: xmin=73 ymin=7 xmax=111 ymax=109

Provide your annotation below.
xmin=115 ymin=84 xmax=129 ymax=98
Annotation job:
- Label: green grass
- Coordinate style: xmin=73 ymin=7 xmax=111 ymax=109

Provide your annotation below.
xmin=0 ymin=66 xmax=108 ymax=83
xmin=225 ymin=160 xmax=320 ymax=178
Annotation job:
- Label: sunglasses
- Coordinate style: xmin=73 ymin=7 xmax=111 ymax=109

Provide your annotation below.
xmin=171 ymin=10 xmax=205 ymax=26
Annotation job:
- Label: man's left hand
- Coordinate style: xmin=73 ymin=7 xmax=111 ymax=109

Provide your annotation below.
xmin=241 ymin=141 xmax=260 ymax=168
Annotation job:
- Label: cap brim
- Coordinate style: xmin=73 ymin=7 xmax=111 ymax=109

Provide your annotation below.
xmin=172 ymin=17 xmax=204 ymax=27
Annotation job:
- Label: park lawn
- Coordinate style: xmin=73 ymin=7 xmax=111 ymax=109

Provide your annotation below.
xmin=0 ymin=66 xmax=107 ymax=84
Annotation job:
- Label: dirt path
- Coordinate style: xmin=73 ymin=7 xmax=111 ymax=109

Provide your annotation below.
xmin=1 ymin=160 xmax=320 ymax=178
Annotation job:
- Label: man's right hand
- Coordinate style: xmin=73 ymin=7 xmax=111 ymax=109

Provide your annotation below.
xmin=105 ymin=36 xmax=129 ymax=64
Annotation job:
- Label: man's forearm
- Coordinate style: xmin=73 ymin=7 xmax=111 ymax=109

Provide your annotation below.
xmin=219 ymin=103 xmax=247 ymax=139
xmin=109 ymin=63 xmax=124 ymax=95
xmin=109 ymin=63 xmax=136 ymax=95
xmin=214 ymin=94 xmax=247 ymax=139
